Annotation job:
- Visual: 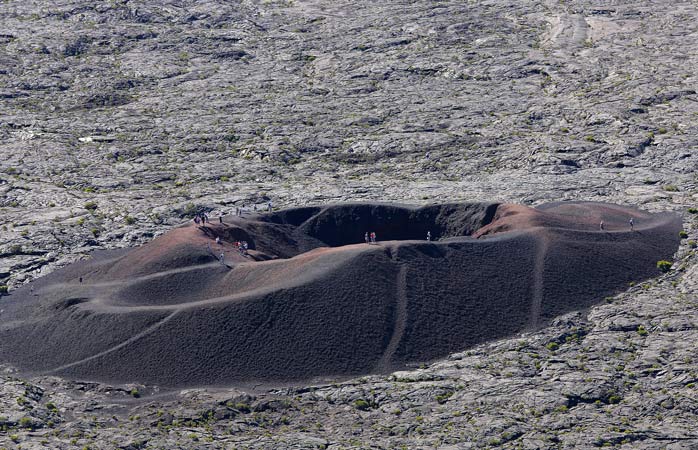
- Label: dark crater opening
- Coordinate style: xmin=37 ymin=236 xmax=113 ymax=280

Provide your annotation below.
xmin=259 ymin=202 xmax=499 ymax=250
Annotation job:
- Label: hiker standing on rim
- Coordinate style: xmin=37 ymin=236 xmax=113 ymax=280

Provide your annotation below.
xmin=370 ymin=231 xmax=376 ymax=244
xmin=599 ymin=221 xmax=604 ymax=231
xmin=427 ymin=231 xmax=431 ymax=241
xmin=629 ymin=218 xmax=634 ymax=231
xmin=364 ymin=232 xmax=369 ymax=244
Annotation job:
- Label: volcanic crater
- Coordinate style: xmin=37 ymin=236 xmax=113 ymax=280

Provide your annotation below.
xmin=0 ymin=202 xmax=681 ymax=387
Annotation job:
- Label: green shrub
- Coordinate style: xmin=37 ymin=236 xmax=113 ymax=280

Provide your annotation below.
xmin=130 ymin=388 xmax=140 ymax=398
xmin=546 ymin=342 xmax=559 ymax=351
xmin=637 ymin=325 xmax=649 ymax=337
xmin=18 ymin=416 xmax=33 ymax=429
xmin=435 ymin=391 xmax=454 ymax=404
xmin=183 ymin=203 xmax=198 ymax=218
xmin=663 ymin=185 xmax=679 ymax=192
xmin=607 ymin=394 xmax=622 ymax=404
xmin=688 ymin=240 xmax=697 ymax=249
xmin=657 ymin=260 xmax=672 ymax=273
xmin=84 ymin=201 xmax=98 ymax=211
xmin=0 ymin=285 xmax=8 ymax=296
xmin=679 ymin=230 xmax=688 ymax=238
xmin=124 ymin=216 xmax=136 ymax=225
xmin=688 ymin=207 xmax=698 ymax=214
xmin=234 ymin=402 xmax=250 ymax=413
xmin=91 ymin=228 xmax=100 ymax=237
xmin=354 ymin=399 xmax=371 ymax=411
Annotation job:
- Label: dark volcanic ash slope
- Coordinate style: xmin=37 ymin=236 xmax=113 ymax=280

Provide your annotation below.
xmin=0 ymin=202 xmax=680 ymax=387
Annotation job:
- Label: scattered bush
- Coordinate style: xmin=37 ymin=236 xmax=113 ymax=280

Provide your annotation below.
xmin=354 ymin=399 xmax=371 ymax=411
xmin=657 ymin=260 xmax=672 ymax=273
xmin=688 ymin=207 xmax=698 ymax=214
xmin=546 ymin=342 xmax=559 ymax=351
xmin=0 ymin=285 xmax=8 ymax=296
xmin=435 ymin=391 xmax=454 ymax=404
xmin=182 ymin=203 xmax=199 ymax=218
xmin=234 ymin=402 xmax=250 ymax=413
xmin=130 ymin=388 xmax=140 ymax=398
xmin=84 ymin=201 xmax=98 ymax=211
xmin=688 ymin=240 xmax=697 ymax=249
xmin=637 ymin=325 xmax=649 ymax=337
xmin=124 ymin=216 xmax=136 ymax=225
xmin=663 ymin=185 xmax=679 ymax=192
xmin=607 ymin=394 xmax=622 ymax=404
xmin=18 ymin=416 xmax=33 ymax=429
xmin=679 ymin=230 xmax=688 ymax=238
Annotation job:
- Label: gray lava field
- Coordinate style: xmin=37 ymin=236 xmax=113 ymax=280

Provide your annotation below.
xmin=1 ymin=0 xmax=698 ymax=448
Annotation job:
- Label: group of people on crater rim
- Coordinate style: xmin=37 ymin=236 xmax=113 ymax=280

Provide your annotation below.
xmin=195 ymin=206 xmax=261 ymax=265
xmin=207 ymin=237 xmax=249 ymax=266
xmin=233 ymin=202 xmax=273 ymax=217
xmin=364 ymin=231 xmax=377 ymax=244
xmin=193 ymin=212 xmax=209 ymax=225
xmin=599 ymin=218 xmax=635 ymax=231
xmin=195 ymin=200 xmax=274 ymax=224
xmin=364 ymin=230 xmax=434 ymax=244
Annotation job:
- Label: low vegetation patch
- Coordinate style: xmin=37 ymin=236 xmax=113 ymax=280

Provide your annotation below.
xmin=657 ymin=260 xmax=672 ymax=273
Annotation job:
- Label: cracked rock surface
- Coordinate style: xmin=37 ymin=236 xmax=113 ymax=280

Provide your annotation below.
xmin=1 ymin=0 xmax=698 ymax=448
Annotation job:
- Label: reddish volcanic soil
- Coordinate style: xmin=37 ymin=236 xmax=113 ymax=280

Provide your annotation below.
xmin=0 ymin=202 xmax=682 ymax=387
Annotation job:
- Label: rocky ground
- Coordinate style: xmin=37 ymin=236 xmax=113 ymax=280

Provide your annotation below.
xmin=1 ymin=0 xmax=697 ymax=448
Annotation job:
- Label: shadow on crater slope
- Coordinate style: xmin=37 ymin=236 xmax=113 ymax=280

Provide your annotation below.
xmin=0 ymin=202 xmax=682 ymax=387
